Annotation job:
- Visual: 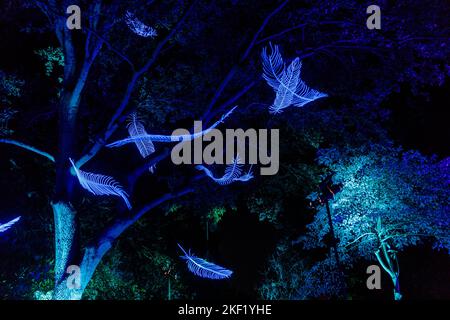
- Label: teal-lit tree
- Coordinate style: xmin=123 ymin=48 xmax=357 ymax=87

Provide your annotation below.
xmin=300 ymin=143 xmax=449 ymax=300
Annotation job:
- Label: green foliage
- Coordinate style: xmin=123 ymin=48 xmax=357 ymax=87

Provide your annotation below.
xmin=135 ymin=59 xmax=212 ymax=127
xmin=34 ymin=47 xmax=64 ymax=80
xmin=0 ymin=161 xmax=53 ymax=300
xmin=207 ymin=206 xmax=226 ymax=227
xmin=136 ymin=247 xmax=188 ymax=300
xmin=31 ymin=261 xmax=54 ymax=300
xmin=0 ymin=70 xmax=24 ymax=101
xmin=83 ymin=249 xmax=146 ymax=300
xmin=84 ymin=245 xmax=188 ymax=300
xmin=166 ymin=203 xmax=182 ymax=216
xmin=258 ymin=241 xmax=305 ymax=300
xmin=0 ymin=71 xmax=23 ymax=136
xmin=246 ymin=124 xmax=324 ymax=226
xmin=0 ymin=107 xmax=17 ymax=136
xmin=248 ymin=196 xmax=282 ymax=224
xmin=78 ymin=201 xmax=190 ymax=300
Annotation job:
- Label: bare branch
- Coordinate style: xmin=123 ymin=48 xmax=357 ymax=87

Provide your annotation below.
xmin=92 ymin=187 xmax=195 ymax=252
xmin=127 ymin=148 xmax=171 ymax=192
xmin=256 ymin=22 xmax=307 ymax=45
xmin=345 ymin=232 xmax=376 ymax=248
xmin=204 ymin=80 xmax=257 ymax=123
xmin=84 ymin=27 xmax=136 ymax=70
xmin=76 ymin=1 xmax=197 ymax=169
xmin=240 ymin=0 xmax=289 ymax=62
xmin=255 ymin=20 xmax=359 ymax=45
xmin=203 ymin=0 xmax=288 ymax=121
xmin=0 ymin=139 xmax=55 ymax=162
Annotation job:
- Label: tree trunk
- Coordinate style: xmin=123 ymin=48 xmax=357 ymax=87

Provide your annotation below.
xmin=49 ymin=18 xmax=101 ymax=299
xmin=375 ymin=240 xmax=402 ymax=301
xmin=51 ymin=87 xmax=82 ymax=299
xmin=51 ymin=202 xmax=80 ymax=300
xmin=392 ymin=275 xmax=402 ymax=300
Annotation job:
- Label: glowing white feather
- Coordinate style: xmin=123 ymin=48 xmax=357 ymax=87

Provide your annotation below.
xmin=178 ymin=244 xmax=233 ymax=279
xmin=262 ymin=44 xmax=327 ymax=113
xmin=69 ymin=158 xmax=132 ymax=210
xmin=196 ymin=155 xmax=253 ymax=185
xmin=127 ymin=113 xmax=155 ymax=159
xmin=0 ymin=216 xmax=21 ymax=233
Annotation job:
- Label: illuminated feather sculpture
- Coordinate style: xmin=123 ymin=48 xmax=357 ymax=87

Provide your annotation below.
xmin=69 ymin=158 xmax=132 ymax=210
xmin=196 ymin=155 xmax=254 ymax=185
xmin=125 ymin=11 xmax=157 ymax=38
xmin=262 ymin=43 xmax=327 ymax=114
xmin=127 ymin=113 xmax=156 ymax=173
xmin=177 ymin=243 xmax=233 ymax=279
xmin=106 ymin=106 xmax=237 ymax=148
xmin=0 ymin=216 xmax=21 ymax=233
xmin=234 ymin=165 xmax=254 ymax=182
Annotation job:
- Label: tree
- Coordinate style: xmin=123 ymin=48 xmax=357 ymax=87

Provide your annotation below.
xmin=0 ymin=0 xmax=295 ymax=300
xmin=300 ymin=143 xmax=449 ymax=299
xmin=258 ymin=240 xmax=307 ymax=300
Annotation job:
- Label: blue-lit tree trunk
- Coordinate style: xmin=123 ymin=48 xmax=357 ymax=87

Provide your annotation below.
xmin=52 ymin=202 xmax=78 ymax=299
xmin=51 ymin=21 xmax=83 ymax=300
xmin=375 ymin=242 xmax=402 ymax=300
xmin=375 ymin=219 xmax=402 ymax=300
xmin=39 ymin=1 xmax=104 ymax=300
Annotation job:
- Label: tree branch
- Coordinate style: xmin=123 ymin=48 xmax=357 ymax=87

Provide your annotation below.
xmin=127 ymin=78 xmax=253 ymax=187
xmin=345 ymin=232 xmax=376 ymax=248
xmin=255 ymin=20 xmax=359 ymax=45
xmin=76 ymin=1 xmax=197 ymax=169
xmin=204 ymin=80 xmax=257 ymax=123
xmin=0 ymin=139 xmax=55 ymax=162
xmin=202 ymin=0 xmax=288 ymax=122
xmin=375 ymin=249 xmax=395 ymax=280
xmin=84 ymin=27 xmax=135 ymax=70
xmin=127 ymin=148 xmax=171 ymax=192
xmin=240 ymin=0 xmax=289 ymax=62
xmin=92 ymin=187 xmax=195 ymax=251
xmin=256 ymin=22 xmax=307 ymax=45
